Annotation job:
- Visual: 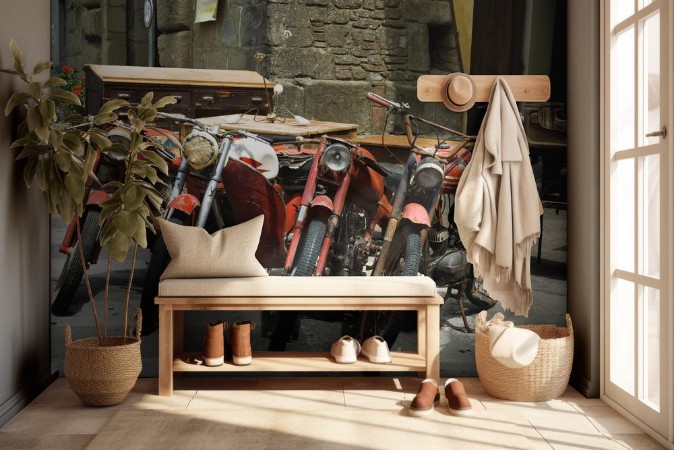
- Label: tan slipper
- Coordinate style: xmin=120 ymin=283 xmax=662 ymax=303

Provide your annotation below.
xmin=444 ymin=378 xmax=472 ymax=416
xmin=409 ymin=379 xmax=439 ymax=417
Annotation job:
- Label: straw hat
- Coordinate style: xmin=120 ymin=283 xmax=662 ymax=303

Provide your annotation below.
xmin=440 ymin=72 xmax=476 ymax=112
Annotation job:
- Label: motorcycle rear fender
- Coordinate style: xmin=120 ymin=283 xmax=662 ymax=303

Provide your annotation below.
xmin=167 ymin=193 xmax=201 ymax=215
xmin=401 ymin=203 xmax=431 ymax=227
xmin=85 ymin=190 xmax=110 ymax=206
xmin=310 ymin=195 xmax=334 ymax=212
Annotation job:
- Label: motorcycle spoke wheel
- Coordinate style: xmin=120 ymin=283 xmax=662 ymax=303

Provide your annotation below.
xmin=51 ymin=210 xmax=101 ymax=316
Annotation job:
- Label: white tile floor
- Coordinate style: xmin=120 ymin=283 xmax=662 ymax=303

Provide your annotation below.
xmin=0 ymin=377 xmax=665 ymax=449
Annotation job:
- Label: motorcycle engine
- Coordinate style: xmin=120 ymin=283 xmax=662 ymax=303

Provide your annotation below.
xmin=333 ymin=204 xmax=370 ymax=276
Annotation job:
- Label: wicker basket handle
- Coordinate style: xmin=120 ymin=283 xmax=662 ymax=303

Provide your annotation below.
xmin=565 ymin=314 xmax=573 ymax=335
xmin=129 ymin=308 xmax=142 ymax=340
xmin=65 ymin=324 xmax=72 ymax=345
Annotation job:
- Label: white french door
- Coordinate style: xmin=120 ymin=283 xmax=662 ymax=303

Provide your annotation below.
xmin=602 ymin=0 xmax=672 ymax=443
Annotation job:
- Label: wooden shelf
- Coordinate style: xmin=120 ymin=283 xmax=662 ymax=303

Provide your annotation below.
xmin=174 ymin=351 xmax=426 ymax=373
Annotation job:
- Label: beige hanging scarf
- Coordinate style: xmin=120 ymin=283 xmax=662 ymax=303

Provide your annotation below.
xmin=454 ymin=77 xmax=543 ymax=316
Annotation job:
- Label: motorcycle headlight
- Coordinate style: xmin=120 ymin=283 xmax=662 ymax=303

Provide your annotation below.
xmin=183 ymin=130 xmax=219 ymax=170
xmin=106 ymin=127 xmax=131 ymax=162
xmin=320 ymin=143 xmax=351 ymax=173
xmin=413 ymin=157 xmax=444 ymax=189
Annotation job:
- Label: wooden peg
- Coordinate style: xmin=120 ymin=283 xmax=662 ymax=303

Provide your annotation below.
xmin=417 ymin=74 xmax=551 ymax=105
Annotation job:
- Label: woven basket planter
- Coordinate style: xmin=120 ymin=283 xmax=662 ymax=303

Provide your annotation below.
xmin=475 ymin=310 xmax=574 ymax=402
xmin=64 ymin=310 xmax=142 ymax=407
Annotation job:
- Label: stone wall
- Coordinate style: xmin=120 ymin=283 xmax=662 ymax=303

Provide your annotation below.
xmin=63 ymin=0 xmax=463 ymax=134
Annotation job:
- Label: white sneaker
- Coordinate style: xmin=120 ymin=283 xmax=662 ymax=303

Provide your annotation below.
xmin=360 ymin=336 xmax=392 ymax=364
xmin=330 ymin=336 xmax=361 ymax=364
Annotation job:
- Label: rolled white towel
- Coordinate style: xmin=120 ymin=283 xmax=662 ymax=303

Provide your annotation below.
xmin=488 ymin=324 xmax=540 ymax=368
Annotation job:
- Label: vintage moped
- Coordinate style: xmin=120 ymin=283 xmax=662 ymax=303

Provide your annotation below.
xmin=139 ymin=112 xmax=289 ymax=335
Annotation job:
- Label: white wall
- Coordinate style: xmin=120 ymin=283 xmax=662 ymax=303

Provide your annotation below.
xmin=0 ymin=0 xmax=52 ymax=427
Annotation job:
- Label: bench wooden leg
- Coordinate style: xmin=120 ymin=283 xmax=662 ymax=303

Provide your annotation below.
xmin=425 ymin=305 xmax=440 ymax=380
xmin=158 ymin=304 xmax=173 ymax=396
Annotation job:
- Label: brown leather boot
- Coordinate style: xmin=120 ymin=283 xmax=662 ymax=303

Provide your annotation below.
xmin=203 ymin=321 xmax=226 ymax=366
xmin=231 ymin=321 xmax=255 ymax=366
xmin=409 ymin=379 xmax=439 ymax=416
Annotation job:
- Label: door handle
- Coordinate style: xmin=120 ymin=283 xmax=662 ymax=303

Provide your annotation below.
xmin=645 ymin=126 xmax=667 ymax=139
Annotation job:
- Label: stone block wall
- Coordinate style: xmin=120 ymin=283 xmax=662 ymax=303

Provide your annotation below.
xmin=63 ymin=0 xmax=463 ymax=134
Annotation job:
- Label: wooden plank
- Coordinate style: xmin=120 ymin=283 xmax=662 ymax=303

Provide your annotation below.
xmin=173 ymin=352 xmax=426 ymax=372
xmin=158 ymin=305 xmax=173 ymax=396
xmin=417 ymin=74 xmax=550 ymax=103
xmin=199 ymin=114 xmax=358 ymax=138
xmin=86 ymin=64 xmax=272 ymax=88
xmin=352 ymin=134 xmax=449 ymax=149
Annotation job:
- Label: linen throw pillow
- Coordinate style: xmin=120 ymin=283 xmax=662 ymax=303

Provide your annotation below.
xmin=158 ymin=215 xmax=268 ymax=279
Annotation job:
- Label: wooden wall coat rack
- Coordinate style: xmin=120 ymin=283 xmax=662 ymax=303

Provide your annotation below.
xmin=417 ymin=73 xmax=551 ymax=111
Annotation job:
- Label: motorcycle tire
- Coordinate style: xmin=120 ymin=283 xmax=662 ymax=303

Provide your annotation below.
xmin=293 ymin=217 xmax=327 ymax=276
xmin=378 ymin=222 xmax=423 ymax=348
xmin=51 ymin=209 xmax=101 ymax=317
xmin=139 ymin=216 xmax=185 ymax=336
xmin=464 ymin=275 xmax=498 ymax=311
xmin=267 ymin=217 xmax=327 ymax=351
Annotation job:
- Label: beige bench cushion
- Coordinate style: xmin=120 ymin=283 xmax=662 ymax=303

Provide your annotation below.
xmin=158 ymin=276 xmax=437 ymax=297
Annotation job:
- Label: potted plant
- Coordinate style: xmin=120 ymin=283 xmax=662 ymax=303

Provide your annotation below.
xmin=3 ymin=39 xmax=176 ymax=406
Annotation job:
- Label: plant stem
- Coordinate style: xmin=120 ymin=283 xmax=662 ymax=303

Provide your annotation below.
xmin=76 ymin=217 xmax=103 ymax=345
xmin=103 ymin=253 xmax=111 ymax=338
xmin=122 ymin=243 xmax=139 ymax=343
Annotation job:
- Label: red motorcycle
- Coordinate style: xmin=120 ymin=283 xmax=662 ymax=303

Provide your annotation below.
xmin=140 ymin=113 xmax=291 ymax=334
xmin=51 ymin=124 xmax=181 ymax=316
xmin=268 ymin=136 xmax=392 ymax=350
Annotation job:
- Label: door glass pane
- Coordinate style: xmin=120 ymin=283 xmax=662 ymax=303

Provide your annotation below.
xmin=610 ymin=26 xmax=635 ymax=154
xmin=611 ymin=0 xmax=635 ymax=28
xmin=639 ymin=0 xmax=653 ymax=9
xmin=641 ymin=12 xmax=660 ymax=147
xmin=610 ymin=278 xmax=635 ymax=394
xmin=641 ymin=286 xmax=660 ymax=410
xmin=639 ymin=154 xmax=660 ymax=277
xmin=611 ymin=158 xmax=635 ymax=271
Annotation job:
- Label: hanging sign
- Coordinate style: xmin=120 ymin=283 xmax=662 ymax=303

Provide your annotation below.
xmin=195 ymin=0 xmax=218 ymax=23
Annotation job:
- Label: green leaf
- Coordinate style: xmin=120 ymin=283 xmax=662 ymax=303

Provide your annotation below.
xmin=39 ymin=98 xmax=56 ymax=124
xmin=99 ymin=203 xmax=120 ymax=227
xmin=35 ymin=158 xmax=49 ymax=191
xmin=29 ymin=81 xmax=42 ymax=100
xmin=107 ymin=229 xmax=131 ymax=262
xmin=49 ymin=129 xmax=64 ymax=150
xmin=137 ymin=107 xmax=156 ymax=122
xmin=140 ymin=92 xmax=154 ymax=107
xmin=9 ymin=39 xmax=28 ymax=82
xmin=32 ymin=60 xmax=52 ymax=75
xmin=22 ymin=157 xmax=39 ymax=187
xmin=154 ymin=96 xmax=178 ymax=110
xmin=15 ymin=144 xmax=48 ymax=160
xmin=26 ymin=105 xmax=49 ymax=142
xmin=131 ymin=213 xmax=148 ymax=248
xmin=99 ymin=222 xmax=116 ymax=246
xmin=123 ymin=184 xmax=144 ymax=211
xmin=140 ymin=148 xmax=169 ymax=175
xmin=98 ymin=98 xmax=129 ymax=115
xmin=54 ymin=151 xmax=72 ymax=173
xmin=83 ymin=147 xmax=98 ymax=178
xmin=64 ymin=172 xmax=84 ymax=203
xmin=112 ymin=210 xmax=137 ymax=237
xmin=43 ymin=76 xmax=67 ymax=88
xmin=62 ymin=113 xmax=86 ymax=124
xmin=93 ymin=112 xmax=118 ymax=125
xmin=104 ymin=143 xmax=130 ymax=157
xmin=10 ymin=133 xmax=39 ymax=149
xmin=90 ymin=129 xmax=113 ymax=150
xmin=62 ymin=132 xmax=84 ymax=156
xmin=129 ymin=116 xmax=145 ymax=131
xmin=4 ymin=92 xmax=32 ymax=116
xmin=49 ymin=89 xmax=81 ymax=106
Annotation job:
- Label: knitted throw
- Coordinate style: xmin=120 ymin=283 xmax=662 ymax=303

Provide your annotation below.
xmin=454 ymin=77 xmax=543 ymax=316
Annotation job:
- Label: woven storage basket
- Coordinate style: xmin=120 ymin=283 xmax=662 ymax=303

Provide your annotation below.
xmin=475 ymin=310 xmax=573 ymax=402
xmin=64 ymin=309 xmax=142 ymax=406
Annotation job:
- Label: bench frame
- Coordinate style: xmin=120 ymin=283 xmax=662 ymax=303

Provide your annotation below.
xmin=156 ymin=294 xmax=443 ymax=396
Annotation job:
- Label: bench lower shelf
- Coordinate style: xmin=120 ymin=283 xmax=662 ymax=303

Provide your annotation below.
xmin=173 ymin=351 xmax=426 ymax=373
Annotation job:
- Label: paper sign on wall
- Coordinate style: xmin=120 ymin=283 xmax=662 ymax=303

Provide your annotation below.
xmin=195 ymin=0 xmax=218 ymax=23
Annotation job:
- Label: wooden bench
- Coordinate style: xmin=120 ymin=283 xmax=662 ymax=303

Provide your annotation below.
xmin=156 ymin=276 xmax=443 ymax=396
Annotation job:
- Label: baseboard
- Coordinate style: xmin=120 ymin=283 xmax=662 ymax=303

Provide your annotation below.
xmin=0 ymin=371 xmax=58 ymax=428
xmin=569 ymin=370 xmax=599 ymax=398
